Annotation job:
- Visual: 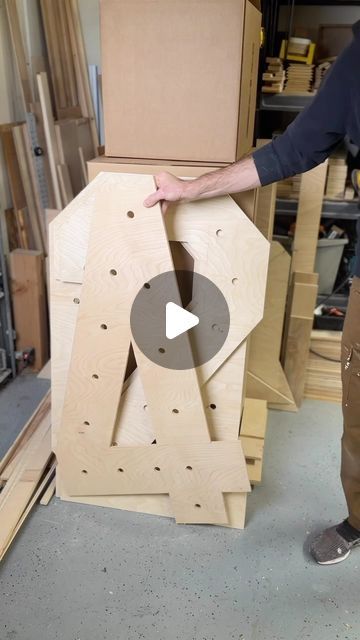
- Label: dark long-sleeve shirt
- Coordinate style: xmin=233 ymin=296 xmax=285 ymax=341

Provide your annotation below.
xmin=253 ymin=20 xmax=360 ymax=276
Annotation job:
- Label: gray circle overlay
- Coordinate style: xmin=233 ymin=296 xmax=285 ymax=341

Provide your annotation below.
xmin=130 ymin=270 xmax=230 ymax=370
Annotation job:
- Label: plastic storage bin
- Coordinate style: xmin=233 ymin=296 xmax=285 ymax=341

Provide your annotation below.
xmin=314 ymin=238 xmax=348 ymax=295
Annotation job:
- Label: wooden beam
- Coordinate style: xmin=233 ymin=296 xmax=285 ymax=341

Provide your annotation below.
xmin=9 ymin=249 xmax=49 ymax=371
xmin=291 ymin=162 xmax=328 ymax=273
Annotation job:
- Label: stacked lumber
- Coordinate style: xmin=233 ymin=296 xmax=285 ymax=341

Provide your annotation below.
xmin=313 ymin=60 xmax=332 ymax=91
xmin=325 ymin=154 xmax=348 ymax=199
xmin=277 ymin=174 xmax=301 ymax=199
xmin=39 ymin=0 xmax=99 ymax=153
xmin=0 ymin=124 xmax=46 ymax=253
xmin=0 ymin=392 xmax=54 ymax=561
xmin=304 ymin=330 xmax=341 ymax=402
xmin=284 ymin=63 xmax=314 ymax=93
xmin=261 ymin=58 xmax=285 ymax=94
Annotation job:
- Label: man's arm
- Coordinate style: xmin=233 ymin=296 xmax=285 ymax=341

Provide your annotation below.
xmin=144 ymin=30 xmax=357 ymax=208
xmin=143 ymin=156 xmax=260 ymax=208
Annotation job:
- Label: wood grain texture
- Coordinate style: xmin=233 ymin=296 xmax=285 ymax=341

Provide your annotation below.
xmin=291 ymin=162 xmax=328 ymax=273
xmin=282 ymin=272 xmax=319 ymax=407
xmin=9 ymin=250 xmax=49 ymax=371
xmin=52 ymin=172 xmax=269 ymax=526
xmin=246 ymin=242 xmax=295 ymax=409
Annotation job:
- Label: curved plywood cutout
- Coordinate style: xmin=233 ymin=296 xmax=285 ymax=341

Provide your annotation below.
xmin=51 ymin=173 xmax=269 ymax=525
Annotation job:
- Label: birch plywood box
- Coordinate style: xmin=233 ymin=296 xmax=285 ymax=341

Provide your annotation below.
xmin=50 ymin=172 xmax=269 ymax=528
xmin=101 ymin=0 xmax=261 ymax=163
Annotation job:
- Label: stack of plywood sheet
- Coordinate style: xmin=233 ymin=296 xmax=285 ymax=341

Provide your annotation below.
xmin=261 ymin=58 xmax=285 ymax=94
xmin=0 ymin=392 xmax=54 ymax=561
xmin=284 ymin=63 xmax=314 ymax=93
xmin=325 ymin=155 xmax=348 ymax=199
xmin=50 ymin=172 xmax=270 ymax=529
xmin=304 ymin=330 xmax=342 ymax=402
xmin=314 ymin=60 xmax=332 ymax=91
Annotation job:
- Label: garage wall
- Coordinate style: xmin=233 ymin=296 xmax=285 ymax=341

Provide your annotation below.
xmin=78 ymin=0 xmax=101 ymax=68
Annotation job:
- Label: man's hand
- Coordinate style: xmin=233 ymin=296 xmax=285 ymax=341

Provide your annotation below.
xmin=143 ymin=172 xmax=187 ymax=208
xmin=143 ymin=156 xmax=261 ymax=211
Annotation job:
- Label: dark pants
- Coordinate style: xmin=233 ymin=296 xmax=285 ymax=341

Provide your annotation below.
xmin=341 ymin=276 xmax=360 ymax=529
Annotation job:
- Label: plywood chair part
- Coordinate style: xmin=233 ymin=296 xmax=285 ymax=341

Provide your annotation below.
xmin=51 ymin=172 xmax=270 ymax=527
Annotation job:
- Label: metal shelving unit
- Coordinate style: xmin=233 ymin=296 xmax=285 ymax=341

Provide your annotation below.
xmin=276 ymin=197 xmax=360 ymax=220
xmin=260 ymin=93 xmax=315 ymax=112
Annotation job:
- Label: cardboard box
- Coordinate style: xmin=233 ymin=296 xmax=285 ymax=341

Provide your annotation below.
xmin=101 ymin=0 xmax=261 ymax=163
xmin=87 ymin=156 xmax=257 ymax=220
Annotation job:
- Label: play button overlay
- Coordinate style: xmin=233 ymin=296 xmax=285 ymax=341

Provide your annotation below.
xmin=166 ymin=303 xmax=199 ymax=340
xmin=130 ymin=270 xmax=230 ymax=370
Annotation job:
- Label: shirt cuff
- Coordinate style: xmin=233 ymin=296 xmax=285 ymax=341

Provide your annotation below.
xmin=252 ymin=142 xmax=285 ymax=186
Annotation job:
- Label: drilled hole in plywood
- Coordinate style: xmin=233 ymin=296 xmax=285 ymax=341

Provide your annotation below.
xmin=232 ymin=277 xmax=239 ymax=285
xmin=172 ymin=409 xmax=179 ymax=414
xmin=83 ymin=421 xmax=90 ymax=426
xmin=127 ymin=211 xmax=135 ymax=219
xmin=73 ymin=297 xmax=80 ymax=304
xmin=144 ymin=282 xmax=151 ymax=290
xmin=110 ymin=269 xmax=117 ymax=276
xmin=186 ymin=465 xmax=193 ymax=471
xmin=143 ymin=404 xmax=148 ymax=410
xmin=154 ymin=466 xmax=161 ymax=471
xmin=117 ymin=468 xmax=124 ymax=473
xmin=216 ymin=229 xmax=223 ymax=237
xmin=158 ymin=347 xmax=165 ymax=354
xmin=100 ymin=324 xmax=108 ymax=330
xmin=209 ymin=403 xmax=217 ymax=410
xmin=92 ymin=374 xmax=99 ymax=380
xmin=194 ymin=503 xmax=201 ymax=508
xmin=81 ymin=469 xmax=88 ymax=474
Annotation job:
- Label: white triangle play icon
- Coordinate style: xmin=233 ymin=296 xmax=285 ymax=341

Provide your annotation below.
xmin=166 ymin=302 xmax=199 ymax=340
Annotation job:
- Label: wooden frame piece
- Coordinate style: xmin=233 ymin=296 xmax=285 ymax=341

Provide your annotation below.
xmin=51 ymin=172 xmax=270 ymax=527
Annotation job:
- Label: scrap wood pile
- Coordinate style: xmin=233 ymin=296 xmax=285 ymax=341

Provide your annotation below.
xmin=0 ymin=391 xmax=55 ymax=562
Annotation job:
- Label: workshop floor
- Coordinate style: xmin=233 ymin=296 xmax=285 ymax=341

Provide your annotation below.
xmin=0 ymin=374 xmax=359 ymax=640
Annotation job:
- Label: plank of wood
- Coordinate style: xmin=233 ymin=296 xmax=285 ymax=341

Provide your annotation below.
xmin=64 ymin=0 xmax=99 ymax=154
xmin=240 ymin=398 xmax=268 ymax=439
xmin=0 ymin=438 xmax=53 ymax=561
xmin=15 ymin=208 xmax=30 ymax=250
xmin=37 ymin=72 xmax=63 ymax=210
xmin=40 ymin=474 xmax=56 ymax=505
xmin=57 ymin=164 xmax=74 ymax=205
xmin=4 ymin=0 xmax=33 ymax=111
xmin=37 ymin=359 xmax=51 ymax=380
xmin=0 ymin=391 xmax=51 ymax=477
xmin=4 ymin=209 xmax=19 ymax=251
xmin=12 ymin=125 xmax=44 ymax=252
xmin=282 ymin=272 xmax=319 ymax=407
xmin=291 ymin=162 xmax=328 ymax=273
xmin=253 ymin=140 xmax=277 ymax=240
xmin=9 ymin=250 xmax=49 ymax=371
xmin=246 ymin=242 xmax=295 ymax=409
xmin=0 ymin=128 xmax=26 ymax=211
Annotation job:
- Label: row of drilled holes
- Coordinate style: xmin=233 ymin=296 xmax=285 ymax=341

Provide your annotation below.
xmin=82 ymin=464 xmax=193 ymax=474
xmin=80 ymin=467 xmax=201 ymax=509
xmin=81 ymin=403 xmax=216 ymax=429
xmin=142 ymin=403 xmax=216 ymax=412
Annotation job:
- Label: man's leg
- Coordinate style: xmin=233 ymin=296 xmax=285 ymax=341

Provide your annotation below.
xmin=341 ymin=276 xmax=360 ymax=529
xmin=311 ymin=277 xmax=360 ymax=565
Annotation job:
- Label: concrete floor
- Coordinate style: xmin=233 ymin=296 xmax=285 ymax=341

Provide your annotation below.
xmin=0 ymin=375 xmax=359 ymax=640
